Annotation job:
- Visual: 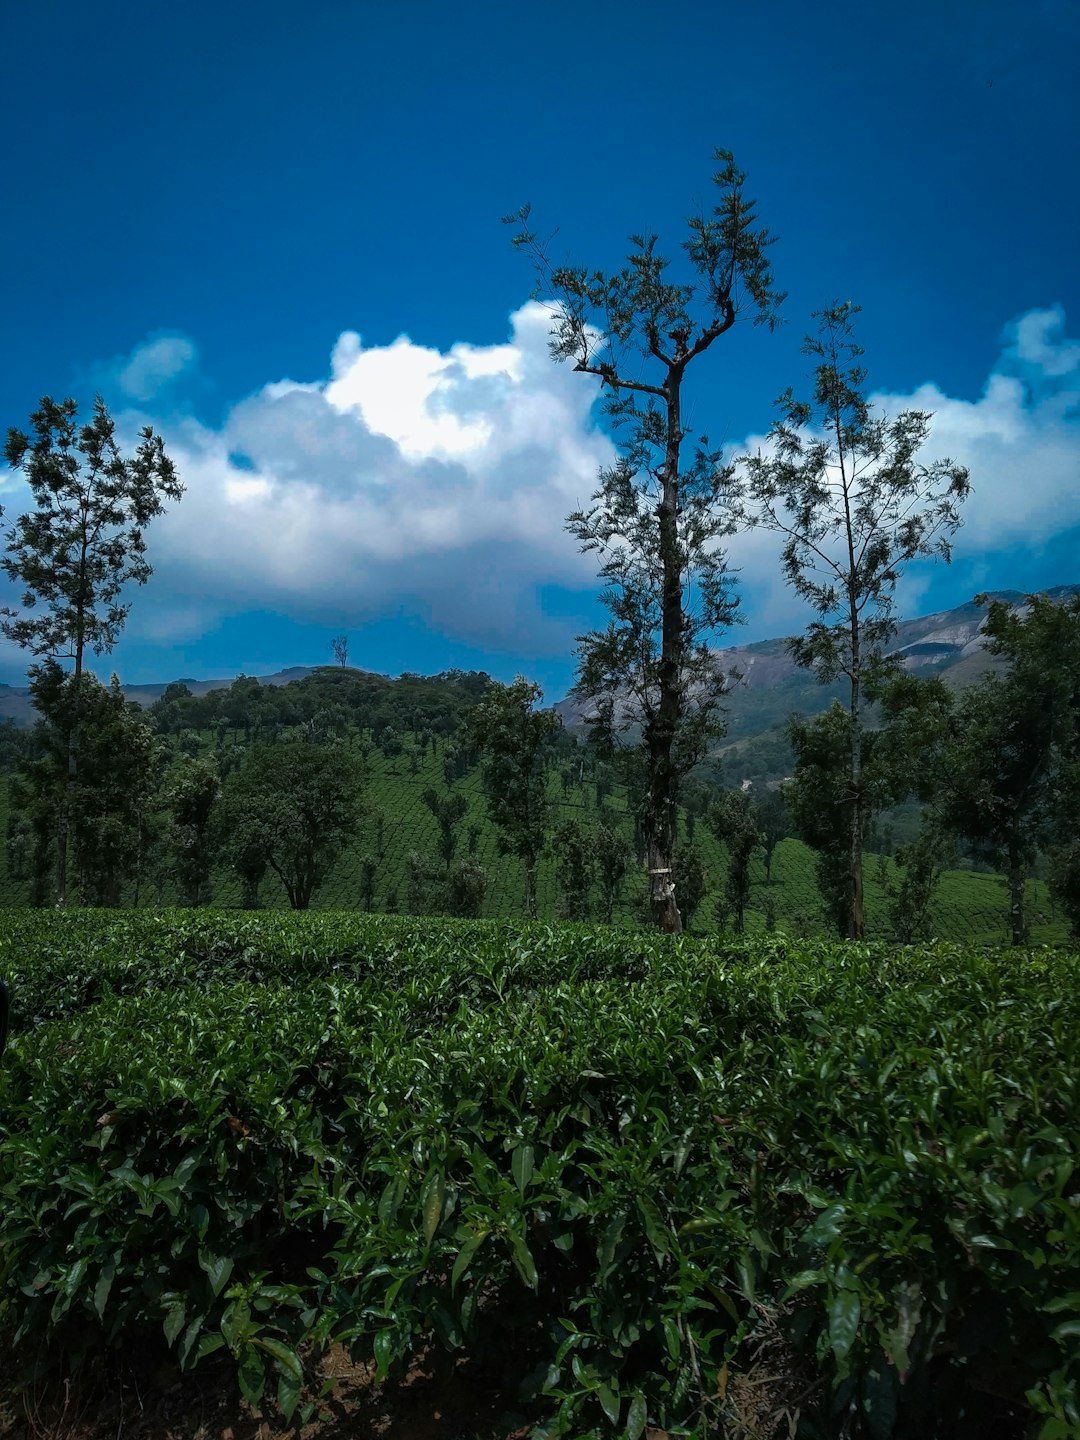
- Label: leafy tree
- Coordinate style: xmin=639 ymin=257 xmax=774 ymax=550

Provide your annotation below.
xmin=160 ymin=755 xmax=220 ymax=906
xmin=147 ymin=681 xmax=196 ymax=737
xmin=673 ymin=843 xmax=707 ymax=930
xmin=447 ymin=859 xmax=488 ymax=919
xmin=755 ymin=785 xmax=789 ymax=886
xmin=881 ymin=827 xmax=953 ymax=943
xmin=739 ymin=304 xmax=969 ymax=937
xmin=553 ymin=820 xmax=596 ymax=920
xmin=707 ymin=788 xmax=761 ymax=934
xmin=9 ymin=661 xmax=159 ymax=906
xmin=406 ymin=850 xmax=441 ymax=915
xmin=442 ymin=739 xmax=472 ymax=786
xmin=215 ymin=740 xmax=363 ymax=910
xmin=358 ymin=854 xmax=379 ymax=912
xmin=466 ymin=677 xmax=557 ymax=918
xmin=510 ymin=149 xmax=783 ymax=932
xmin=787 ymin=705 xmax=869 ymax=938
xmin=937 ymin=593 xmax=1080 ymax=944
xmin=378 ymin=725 xmax=402 ymax=759
xmin=594 ymin=821 xmax=633 ymax=924
xmin=422 ymin=786 xmax=468 ymax=868
xmin=2 ymin=396 xmax=182 ymax=902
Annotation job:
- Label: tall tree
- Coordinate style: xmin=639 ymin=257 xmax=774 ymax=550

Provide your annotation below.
xmin=160 ymin=755 xmax=221 ymax=907
xmin=9 ymin=662 xmax=159 ymax=906
xmin=2 ymin=396 xmax=182 ymax=903
xmin=215 ymin=740 xmax=363 ymax=910
xmin=594 ymin=820 xmax=633 ymax=924
xmin=330 ymin=634 xmax=349 ymax=668
xmin=509 ymin=149 xmax=783 ymax=932
xmin=553 ymin=819 xmax=596 ymax=921
xmin=938 ymin=593 xmax=1080 ymax=944
xmin=422 ymin=786 xmax=469 ymax=868
xmin=466 ymin=677 xmax=557 ymax=919
xmin=739 ymin=304 xmax=969 ymax=938
xmin=754 ymin=785 xmax=789 ymax=886
xmin=707 ymin=788 xmax=761 ymax=934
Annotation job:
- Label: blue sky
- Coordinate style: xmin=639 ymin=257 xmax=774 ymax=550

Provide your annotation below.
xmin=1 ymin=0 xmax=1077 ymax=699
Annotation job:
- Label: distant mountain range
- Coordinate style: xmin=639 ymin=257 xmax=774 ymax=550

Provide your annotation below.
xmin=552 ymin=585 xmax=1080 ymax=744
xmin=1 ymin=586 xmax=1077 ymax=735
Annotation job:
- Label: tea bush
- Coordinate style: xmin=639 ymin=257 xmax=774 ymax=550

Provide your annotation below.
xmin=1 ymin=913 xmax=1077 ymax=1438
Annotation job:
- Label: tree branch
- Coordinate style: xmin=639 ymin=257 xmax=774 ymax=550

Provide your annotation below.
xmin=574 ymin=359 xmax=666 ymax=399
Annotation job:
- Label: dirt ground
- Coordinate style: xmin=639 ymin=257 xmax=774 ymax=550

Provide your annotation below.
xmin=0 ymin=1345 xmax=543 ymax=1440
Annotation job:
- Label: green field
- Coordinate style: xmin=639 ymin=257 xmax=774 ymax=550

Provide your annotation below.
xmin=1 ymin=910 xmax=1077 ymax=1438
xmin=0 ymin=747 xmax=1067 ymax=946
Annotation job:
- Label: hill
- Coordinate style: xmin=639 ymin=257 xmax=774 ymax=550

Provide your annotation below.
xmin=2 ymin=586 xmax=1078 ymax=740
xmin=554 ymin=584 xmax=1080 ymax=746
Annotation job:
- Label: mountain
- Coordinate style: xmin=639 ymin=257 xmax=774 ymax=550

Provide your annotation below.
xmin=1 ymin=586 xmax=1077 ymax=738
xmin=0 ymin=665 xmax=324 ymax=728
xmin=552 ymin=584 xmax=1080 ymax=757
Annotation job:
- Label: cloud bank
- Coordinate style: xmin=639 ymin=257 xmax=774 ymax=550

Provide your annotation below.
xmin=2 ymin=303 xmax=1077 ymax=673
xmin=118 ymin=302 xmax=614 ymax=655
xmin=728 ymin=303 xmax=1080 ymax=632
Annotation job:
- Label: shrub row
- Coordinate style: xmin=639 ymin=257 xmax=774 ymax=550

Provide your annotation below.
xmin=1 ymin=919 xmax=1078 ymax=1437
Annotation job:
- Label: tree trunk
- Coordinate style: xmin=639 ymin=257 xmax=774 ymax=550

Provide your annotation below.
xmin=523 ymin=858 xmax=538 ymax=920
xmin=1007 ymin=840 xmax=1027 ymax=945
xmin=645 ymin=371 xmax=686 ymax=934
xmin=56 ymin=623 xmax=87 ymax=907
xmin=847 ymin=581 xmax=866 ymax=940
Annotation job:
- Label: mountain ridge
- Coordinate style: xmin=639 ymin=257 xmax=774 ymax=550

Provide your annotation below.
xmin=1 ymin=585 xmax=1077 ymax=733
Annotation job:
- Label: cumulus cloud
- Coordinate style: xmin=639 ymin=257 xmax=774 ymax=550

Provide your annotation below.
xmin=3 ymin=303 xmax=1076 ymax=674
xmin=118 ymin=302 xmax=614 ymax=654
xmin=727 ymin=304 xmax=1080 ymax=635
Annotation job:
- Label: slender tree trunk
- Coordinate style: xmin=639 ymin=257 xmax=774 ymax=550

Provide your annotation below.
xmin=523 ymin=858 xmax=537 ymax=919
xmin=844 ymin=511 xmax=865 ymax=940
xmin=648 ymin=369 xmax=686 ymax=934
xmin=56 ymin=615 xmax=87 ymax=907
xmin=1007 ymin=839 xmax=1027 ymax=945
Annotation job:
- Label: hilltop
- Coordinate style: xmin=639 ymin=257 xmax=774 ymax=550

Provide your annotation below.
xmin=2 ymin=585 xmax=1077 ymax=738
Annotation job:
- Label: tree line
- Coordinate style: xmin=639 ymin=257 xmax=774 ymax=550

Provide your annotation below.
xmin=1 ymin=147 xmax=1077 ymax=936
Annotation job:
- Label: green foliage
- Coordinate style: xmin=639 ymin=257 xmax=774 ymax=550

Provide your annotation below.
xmin=215 ymin=741 xmax=364 ymax=910
xmin=421 ymin=785 xmax=468 ymax=867
xmin=553 ymin=819 xmax=596 ymax=920
xmin=2 ymin=396 xmax=183 ymax=662
xmin=160 ymin=755 xmax=220 ymax=907
xmin=881 ymin=826 xmax=952 ymax=943
xmin=2 ymin=395 xmax=182 ymax=904
xmin=940 ymin=594 xmax=1080 ymax=945
xmin=672 ymin=842 xmax=707 ymax=928
xmin=708 ymin=788 xmax=761 ymax=933
xmin=467 ymin=677 xmax=558 ymax=919
xmin=11 ymin=663 xmax=160 ymax=906
xmin=0 ymin=912 xmax=1077 ymax=1437
xmin=511 ymin=149 xmax=783 ymax=933
xmin=739 ymin=304 xmax=969 ymax=939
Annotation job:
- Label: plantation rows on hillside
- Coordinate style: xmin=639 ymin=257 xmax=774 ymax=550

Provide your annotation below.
xmin=1 ymin=911 xmax=1077 ymax=1438
xmin=0 ymin=742 xmax=1067 ymax=945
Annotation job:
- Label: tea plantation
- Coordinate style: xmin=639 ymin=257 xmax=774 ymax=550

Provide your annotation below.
xmin=0 ymin=747 xmax=1067 ymax=945
xmin=1 ymin=910 xmax=1077 ymax=1438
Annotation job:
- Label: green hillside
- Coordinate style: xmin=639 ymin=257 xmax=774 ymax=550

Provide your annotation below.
xmin=1 ymin=740 xmax=1066 ymax=944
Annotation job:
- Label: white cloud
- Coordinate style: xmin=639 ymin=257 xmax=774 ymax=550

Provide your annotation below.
xmin=117 ymin=302 xmax=614 ymax=653
xmin=115 ymin=334 xmax=198 ymax=402
xmin=3 ymin=303 xmax=1076 ymax=671
xmin=727 ymin=304 xmax=1080 ymax=636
